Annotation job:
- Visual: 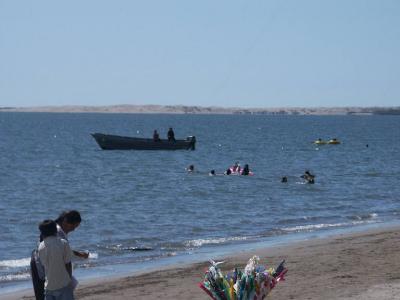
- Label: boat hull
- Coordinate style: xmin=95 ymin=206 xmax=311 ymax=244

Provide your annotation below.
xmin=91 ymin=133 xmax=196 ymax=150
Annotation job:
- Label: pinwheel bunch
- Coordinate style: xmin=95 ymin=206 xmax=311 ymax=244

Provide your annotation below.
xmin=199 ymin=256 xmax=287 ymax=300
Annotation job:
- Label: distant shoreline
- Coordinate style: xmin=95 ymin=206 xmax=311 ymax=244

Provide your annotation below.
xmin=1 ymin=105 xmax=399 ymax=115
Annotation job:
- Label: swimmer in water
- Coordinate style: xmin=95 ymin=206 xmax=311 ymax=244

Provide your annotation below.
xmin=301 ymin=170 xmax=315 ymax=184
xmin=224 ymin=168 xmax=232 ymax=175
xmin=241 ymin=164 xmax=250 ymax=176
xmin=232 ymin=162 xmax=241 ymax=173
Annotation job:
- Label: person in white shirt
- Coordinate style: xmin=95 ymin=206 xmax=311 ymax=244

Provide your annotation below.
xmin=38 ymin=220 xmax=74 ymax=300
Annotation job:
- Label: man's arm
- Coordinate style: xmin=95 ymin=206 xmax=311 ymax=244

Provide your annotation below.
xmin=63 ymin=240 xmax=73 ymax=278
xmin=65 ymin=262 xmax=72 ymax=278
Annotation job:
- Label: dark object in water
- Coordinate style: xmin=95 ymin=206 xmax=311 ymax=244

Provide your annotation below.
xmin=301 ymin=170 xmax=315 ymax=184
xmin=123 ymin=247 xmax=153 ymax=251
xmin=91 ymin=133 xmax=196 ymax=150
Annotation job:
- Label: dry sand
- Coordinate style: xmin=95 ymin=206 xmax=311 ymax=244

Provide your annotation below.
xmin=4 ymin=226 xmax=400 ymax=300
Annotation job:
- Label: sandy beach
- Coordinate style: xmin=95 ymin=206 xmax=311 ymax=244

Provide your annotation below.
xmin=1 ymin=104 xmax=398 ymax=115
xmin=3 ymin=225 xmax=400 ymax=300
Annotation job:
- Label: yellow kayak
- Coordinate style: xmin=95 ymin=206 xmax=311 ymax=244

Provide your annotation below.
xmin=314 ymin=140 xmax=327 ymax=145
xmin=328 ymin=139 xmax=341 ymax=144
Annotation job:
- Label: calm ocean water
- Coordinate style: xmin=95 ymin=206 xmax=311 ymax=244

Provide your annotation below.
xmin=0 ymin=112 xmax=399 ymax=291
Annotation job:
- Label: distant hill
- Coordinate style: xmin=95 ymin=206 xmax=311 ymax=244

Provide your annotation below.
xmin=0 ymin=105 xmax=399 ymax=115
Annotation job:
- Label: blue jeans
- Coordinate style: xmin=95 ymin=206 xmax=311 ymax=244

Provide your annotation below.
xmin=45 ymin=284 xmax=74 ymax=300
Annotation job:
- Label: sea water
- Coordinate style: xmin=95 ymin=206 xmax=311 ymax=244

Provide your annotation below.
xmin=0 ymin=112 xmax=399 ymax=292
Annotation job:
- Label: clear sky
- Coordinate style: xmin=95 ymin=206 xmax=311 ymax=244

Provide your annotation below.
xmin=1 ymin=0 xmax=399 ymax=108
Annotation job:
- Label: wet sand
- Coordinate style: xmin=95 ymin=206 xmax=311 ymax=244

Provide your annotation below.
xmin=5 ymin=226 xmax=400 ymax=300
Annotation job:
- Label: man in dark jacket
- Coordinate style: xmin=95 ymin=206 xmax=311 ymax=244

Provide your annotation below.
xmin=167 ymin=127 xmax=175 ymax=142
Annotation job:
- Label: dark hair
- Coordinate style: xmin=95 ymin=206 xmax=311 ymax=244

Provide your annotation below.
xmin=55 ymin=210 xmax=82 ymax=225
xmin=39 ymin=220 xmax=57 ymax=238
xmin=242 ymin=164 xmax=250 ymax=175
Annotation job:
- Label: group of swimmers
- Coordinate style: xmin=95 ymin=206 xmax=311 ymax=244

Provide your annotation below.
xmin=224 ymin=162 xmax=252 ymax=176
xmin=186 ymin=162 xmax=253 ymax=176
xmin=187 ymin=163 xmax=316 ymax=183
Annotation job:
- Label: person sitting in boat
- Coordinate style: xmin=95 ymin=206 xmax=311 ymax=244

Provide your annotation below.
xmin=301 ymin=170 xmax=315 ymax=184
xmin=153 ymin=130 xmax=161 ymax=142
xmin=328 ymin=138 xmax=340 ymax=144
xmin=241 ymin=164 xmax=250 ymax=176
xmin=314 ymin=138 xmax=325 ymax=144
xmin=186 ymin=165 xmax=195 ymax=173
xmin=209 ymin=170 xmax=216 ymax=176
xmin=167 ymin=127 xmax=175 ymax=142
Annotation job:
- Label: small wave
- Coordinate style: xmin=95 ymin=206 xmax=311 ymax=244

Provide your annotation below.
xmin=103 ymin=244 xmax=153 ymax=252
xmin=283 ymin=219 xmax=378 ymax=233
xmin=185 ymin=236 xmax=248 ymax=248
xmin=0 ymin=273 xmax=31 ymax=282
xmin=0 ymin=258 xmax=30 ymax=268
xmin=365 ymin=172 xmax=380 ymax=177
xmin=350 ymin=219 xmax=378 ymax=226
xmin=282 ymin=223 xmax=348 ymax=232
xmin=277 ymin=215 xmax=330 ymax=225
xmin=88 ymin=252 xmax=98 ymax=259
xmin=348 ymin=213 xmax=378 ymax=221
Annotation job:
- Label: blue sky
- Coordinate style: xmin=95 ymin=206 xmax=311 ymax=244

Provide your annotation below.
xmin=1 ymin=0 xmax=399 ymax=108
